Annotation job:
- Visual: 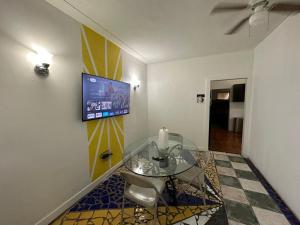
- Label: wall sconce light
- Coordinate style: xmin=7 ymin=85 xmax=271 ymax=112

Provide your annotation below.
xmin=34 ymin=63 xmax=50 ymax=75
xmin=132 ymin=79 xmax=141 ymax=91
xmin=197 ymin=94 xmax=205 ymax=103
xmin=27 ymin=45 xmax=53 ymax=76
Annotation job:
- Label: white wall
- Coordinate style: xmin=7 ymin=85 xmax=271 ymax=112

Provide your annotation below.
xmin=211 ymin=79 xmax=246 ymax=131
xmin=0 ymin=0 xmax=148 ymax=225
xmin=123 ymin=51 xmax=148 ymax=147
xmin=147 ymin=50 xmax=253 ymax=151
xmin=249 ymin=14 xmax=300 ymax=219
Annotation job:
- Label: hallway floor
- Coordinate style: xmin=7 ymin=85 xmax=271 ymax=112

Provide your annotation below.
xmin=209 ymin=128 xmax=242 ymax=154
xmin=51 ymin=152 xmax=295 ymax=225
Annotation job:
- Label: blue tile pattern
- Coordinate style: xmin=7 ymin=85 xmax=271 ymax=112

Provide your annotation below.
xmin=70 ymin=175 xmax=134 ymax=211
xmin=70 ymin=171 xmax=222 ymax=211
xmin=51 ymin=151 xmax=229 ymax=225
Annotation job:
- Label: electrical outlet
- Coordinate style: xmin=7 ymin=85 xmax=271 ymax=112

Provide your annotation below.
xmin=100 ymin=150 xmax=113 ymax=159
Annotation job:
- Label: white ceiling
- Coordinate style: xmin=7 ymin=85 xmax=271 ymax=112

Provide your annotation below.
xmin=47 ymin=0 xmax=288 ymax=63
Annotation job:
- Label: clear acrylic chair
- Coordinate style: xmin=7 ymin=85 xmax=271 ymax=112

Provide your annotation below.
xmin=120 ymin=171 xmax=168 ymax=225
xmin=175 ymin=151 xmax=211 ymax=205
xmin=168 ymin=133 xmax=183 ymax=144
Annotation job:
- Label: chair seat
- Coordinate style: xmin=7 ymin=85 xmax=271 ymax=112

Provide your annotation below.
xmin=124 ymin=177 xmax=165 ymax=208
xmin=176 ymin=166 xmax=204 ymax=187
xmin=125 ymin=185 xmax=157 ymax=208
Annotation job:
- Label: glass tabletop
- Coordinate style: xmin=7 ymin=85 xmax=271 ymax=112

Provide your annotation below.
xmin=124 ymin=135 xmax=198 ymax=177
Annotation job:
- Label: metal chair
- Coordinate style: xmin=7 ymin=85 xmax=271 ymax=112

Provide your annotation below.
xmin=175 ymin=151 xmax=211 ymax=205
xmin=120 ymin=172 xmax=168 ymax=225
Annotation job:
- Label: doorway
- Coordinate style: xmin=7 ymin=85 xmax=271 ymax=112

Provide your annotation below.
xmin=208 ymin=79 xmax=246 ymax=154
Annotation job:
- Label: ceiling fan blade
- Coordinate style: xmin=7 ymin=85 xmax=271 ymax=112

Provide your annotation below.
xmin=211 ymin=3 xmax=249 ymax=14
xmin=225 ymin=15 xmax=251 ymax=35
xmin=270 ymin=2 xmax=300 ymax=12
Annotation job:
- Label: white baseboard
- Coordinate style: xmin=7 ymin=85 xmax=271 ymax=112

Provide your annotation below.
xmin=35 ymin=141 xmax=146 ymax=225
xmin=35 ymin=160 xmax=123 ymax=225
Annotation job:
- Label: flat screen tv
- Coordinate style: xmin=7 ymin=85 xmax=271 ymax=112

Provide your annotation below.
xmin=82 ymin=73 xmax=130 ymax=121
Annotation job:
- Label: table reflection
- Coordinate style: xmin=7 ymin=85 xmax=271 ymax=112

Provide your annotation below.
xmin=124 ymin=136 xmax=197 ymax=177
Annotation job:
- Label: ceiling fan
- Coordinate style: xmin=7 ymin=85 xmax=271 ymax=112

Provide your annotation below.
xmin=211 ymin=0 xmax=300 ymax=35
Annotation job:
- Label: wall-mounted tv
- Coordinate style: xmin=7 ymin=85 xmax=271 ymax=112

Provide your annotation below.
xmin=82 ymin=73 xmax=130 ymax=121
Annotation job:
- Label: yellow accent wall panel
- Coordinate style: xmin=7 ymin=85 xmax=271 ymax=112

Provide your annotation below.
xmin=81 ymin=33 xmax=95 ymax=75
xmin=107 ymin=40 xmax=121 ymax=79
xmin=80 ymin=25 xmax=124 ymax=181
xmin=82 ymin=26 xmax=106 ymax=75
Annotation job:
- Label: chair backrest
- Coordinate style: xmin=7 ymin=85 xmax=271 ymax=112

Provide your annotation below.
xmin=121 ymin=172 xmax=156 ymax=189
xmin=168 ymin=133 xmax=183 ymax=143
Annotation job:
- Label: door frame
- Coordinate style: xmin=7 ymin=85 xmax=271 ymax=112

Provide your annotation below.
xmin=203 ymin=77 xmax=252 ymax=156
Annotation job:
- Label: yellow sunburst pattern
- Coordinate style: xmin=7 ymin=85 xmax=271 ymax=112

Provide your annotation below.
xmin=81 ymin=25 xmax=124 ymax=181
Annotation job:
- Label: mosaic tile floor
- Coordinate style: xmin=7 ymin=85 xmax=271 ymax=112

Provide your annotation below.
xmin=214 ymin=152 xmax=293 ymax=225
xmin=51 ymin=151 xmax=296 ymax=225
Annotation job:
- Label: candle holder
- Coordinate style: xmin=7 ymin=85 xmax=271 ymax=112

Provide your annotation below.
xmin=152 ymin=141 xmax=168 ymax=157
xmin=158 ymin=147 xmax=169 ymax=158
xmin=159 ymin=156 xmax=169 ymax=168
xmin=151 ymin=141 xmax=183 ymax=158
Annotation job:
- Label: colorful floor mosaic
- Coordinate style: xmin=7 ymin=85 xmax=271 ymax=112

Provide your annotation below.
xmin=51 ymin=151 xmax=228 ymax=225
xmin=51 ymin=151 xmax=298 ymax=225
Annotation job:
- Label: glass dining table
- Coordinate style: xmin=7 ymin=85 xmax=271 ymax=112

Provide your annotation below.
xmin=124 ymin=135 xmax=198 ymax=203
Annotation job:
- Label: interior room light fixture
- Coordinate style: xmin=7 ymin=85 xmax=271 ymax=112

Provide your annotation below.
xmin=132 ymin=79 xmax=141 ymax=90
xmin=249 ymin=5 xmax=268 ymax=26
xmin=210 ymin=0 xmax=300 ymax=35
xmin=197 ymin=94 xmax=205 ymax=103
xmin=27 ymin=45 xmax=53 ymax=76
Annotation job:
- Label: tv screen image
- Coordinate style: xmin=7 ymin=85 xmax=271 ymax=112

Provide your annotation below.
xmin=82 ymin=73 xmax=130 ymax=121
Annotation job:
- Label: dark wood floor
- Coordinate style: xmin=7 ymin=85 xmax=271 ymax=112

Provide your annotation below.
xmin=209 ymin=127 xmax=242 ymax=154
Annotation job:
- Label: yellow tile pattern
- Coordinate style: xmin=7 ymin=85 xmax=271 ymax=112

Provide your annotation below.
xmin=51 ymin=204 xmax=220 ymax=225
xmin=51 ymin=153 xmax=224 ymax=225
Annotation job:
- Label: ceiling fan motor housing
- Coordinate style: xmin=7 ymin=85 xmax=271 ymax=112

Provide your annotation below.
xmin=250 ymin=0 xmax=269 ymax=9
xmin=250 ymin=5 xmax=268 ymax=26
